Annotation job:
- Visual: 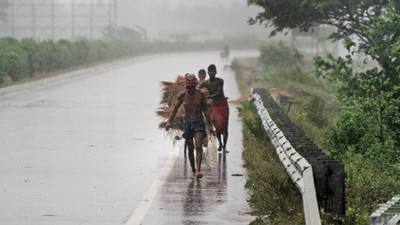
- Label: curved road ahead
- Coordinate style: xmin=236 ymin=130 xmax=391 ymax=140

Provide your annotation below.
xmin=0 ymin=50 xmax=258 ymax=225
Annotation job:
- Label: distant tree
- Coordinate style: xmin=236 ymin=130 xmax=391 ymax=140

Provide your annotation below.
xmin=315 ymin=8 xmax=400 ymax=157
xmin=248 ymin=1 xmax=400 ymax=161
xmin=258 ymin=41 xmax=303 ymax=67
xmin=247 ymin=0 xmax=400 ymax=40
xmin=170 ymin=33 xmax=190 ymax=42
xmin=102 ymin=26 xmax=143 ymax=42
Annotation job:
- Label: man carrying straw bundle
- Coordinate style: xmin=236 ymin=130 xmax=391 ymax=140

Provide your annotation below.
xmin=197 ymin=64 xmax=230 ymax=153
xmin=165 ymin=73 xmax=215 ymax=179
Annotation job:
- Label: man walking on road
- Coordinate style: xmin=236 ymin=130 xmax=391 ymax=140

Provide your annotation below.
xmin=197 ymin=64 xmax=230 ymax=153
xmin=165 ymin=73 xmax=215 ymax=179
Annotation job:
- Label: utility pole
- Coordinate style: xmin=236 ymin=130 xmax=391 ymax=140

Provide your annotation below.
xmin=6 ymin=0 xmax=117 ymax=40
xmin=108 ymin=0 xmax=112 ymax=26
xmin=90 ymin=0 xmax=93 ymax=40
xmin=71 ymin=0 xmax=75 ymax=40
xmin=51 ymin=0 xmax=55 ymax=39
xmin=114 ymin=0 xmax=117 ymax=27
xmin=30 ymin=0 xmax=36 ymax=39
xmin=11 ymin=0 xmax=14 ymax=37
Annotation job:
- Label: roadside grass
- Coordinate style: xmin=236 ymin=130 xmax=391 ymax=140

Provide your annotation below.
xmin=240 ymin=102 xmax=304 ymax=225
xmin=231 ymin=55 xmax=335 ymax=148
xmin=233 ymin=51 xmax=337 ymax=224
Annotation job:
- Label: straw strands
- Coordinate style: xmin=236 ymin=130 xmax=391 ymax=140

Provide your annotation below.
xmin=157 ymin=75 xmax=211 ymax=146
xmin=157 ymin=75 xmax=186 ymax=131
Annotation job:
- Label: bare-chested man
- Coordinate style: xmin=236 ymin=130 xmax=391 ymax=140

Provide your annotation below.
xmin=197 ymin=64 xmax=230 ymax=153
xmin=165 ymin=73 xmax=215 ymax=179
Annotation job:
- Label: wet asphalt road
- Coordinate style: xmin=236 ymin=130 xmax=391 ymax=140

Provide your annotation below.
xmin=0 ymin=50 xmax=258 ymax=225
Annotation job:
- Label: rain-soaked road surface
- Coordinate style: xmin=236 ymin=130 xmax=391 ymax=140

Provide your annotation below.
xmin=0 ymin=50 xmax=258 ymax=225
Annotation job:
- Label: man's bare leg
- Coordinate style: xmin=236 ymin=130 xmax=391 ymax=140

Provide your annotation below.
xmin=186 ymin=139 xmax=196 ymax=179
xmin=223 ymin=130 xmax=229 ymax=153
xmin=216 ymin=132 xmax=223 ymax=151
xmin=194 ymin=132 xmax=204 ymax=179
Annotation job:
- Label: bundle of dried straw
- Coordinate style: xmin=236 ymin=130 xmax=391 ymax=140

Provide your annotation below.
xmin=157 ymin=75 xmax=185 ymax=131
xmin=157 ymin=75 xmax=211 ymax=146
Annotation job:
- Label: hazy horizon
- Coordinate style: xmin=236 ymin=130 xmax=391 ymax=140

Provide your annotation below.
xmin=0 ymin=0 xmax=271 ymax=41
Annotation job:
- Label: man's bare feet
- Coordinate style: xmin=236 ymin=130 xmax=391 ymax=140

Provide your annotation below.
xmin=189 ymin=172 xmax=196 ymax=179
xmin=196 ymin=172 xmax=203 ymax=179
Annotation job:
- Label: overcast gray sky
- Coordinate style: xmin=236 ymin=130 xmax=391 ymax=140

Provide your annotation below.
xmin=114 ymin=0 xmax=266 ymax=40
xmin=4 ymin=0 xmax=268 ymax=41
xmin=57 ymin=0 xmax=237 ymax=8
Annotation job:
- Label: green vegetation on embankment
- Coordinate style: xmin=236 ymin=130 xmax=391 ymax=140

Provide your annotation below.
xmin=233 ymin=41 xmax=400 ymax=225
xmin=240 ymin=102 xmax=304 ymax=224
xmin=0 ymin=35 xmax=267 ymax=88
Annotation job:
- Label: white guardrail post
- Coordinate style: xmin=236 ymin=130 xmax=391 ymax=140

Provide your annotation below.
xmin=370 ymin=195 xmax=400 ymax=225
xmin=249 ymin=89 xmax=321 ymax=225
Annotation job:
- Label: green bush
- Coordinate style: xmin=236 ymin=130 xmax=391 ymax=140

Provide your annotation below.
xmin=256 ymin=66 xmax=318 ymax=90
xmin=303 ymin=96 xmax=329 ymax=128
xmin=259 ymin=41 xmax=304 ymax=68
xmin=0 ymin=43 xmax=29 ymax=82
xmin=324 ymin=105 xmax=400 ymax=166
xmin=0 ymin=71 xmax=9 ymax=84
xmin=340 ymin=152 xmax=400 ymax=225
xmin=20 ymin=38 xmax=40 ymax=78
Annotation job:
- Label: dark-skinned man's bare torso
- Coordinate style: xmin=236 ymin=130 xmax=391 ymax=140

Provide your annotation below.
xmin=197 ymin=67 xmax=229 ymax=152
xmin=197 ymin=77 xmax=226 ymax=101
xmin=177 ymin=89 xmax=207 ymax=120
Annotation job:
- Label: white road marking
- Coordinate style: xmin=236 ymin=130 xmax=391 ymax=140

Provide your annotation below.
xmin=124 ymin=143 xmax=181 ymax=225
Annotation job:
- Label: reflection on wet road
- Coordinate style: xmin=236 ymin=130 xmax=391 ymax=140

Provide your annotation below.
xmin=141 ymin=102 xmax=254 ymax=225
xmin=158 ymin=146 xmax=228 ymax=224
xmin=174 ymin=144 xmax=227 ymax=216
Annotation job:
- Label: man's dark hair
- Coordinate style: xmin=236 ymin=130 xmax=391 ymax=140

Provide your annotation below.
xmin=208 ymin=64 xmax=216 ymax=71
xmin=198 ymin=69 xmax=206 ymax=73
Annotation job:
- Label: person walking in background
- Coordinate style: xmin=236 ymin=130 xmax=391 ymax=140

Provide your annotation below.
xmin=198 ymin=69 xmax=206 ymax=84
xmin=223 ymin=45 xmax=229 ymax=59
xmin=165 ymin=73 xmax=215 ymax=179
xmin=197 ymin=64 xmax=229 ymax=153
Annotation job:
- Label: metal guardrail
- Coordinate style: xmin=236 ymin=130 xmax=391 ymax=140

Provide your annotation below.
xmin=370 ymin=195 xmax=400 ymax=225
xmin=249 ymin=90 xmax=321 ymax=225
xmin=249 ymin=88 xmax=345 ymax=218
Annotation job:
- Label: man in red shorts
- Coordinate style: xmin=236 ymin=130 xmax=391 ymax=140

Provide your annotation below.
xmin=165 ymin=73 xmax=215 ymax=179
xmin=197 ymin=64 xmax=230 ymax=153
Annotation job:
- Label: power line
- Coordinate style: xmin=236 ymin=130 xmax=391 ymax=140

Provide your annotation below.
xmin=2 ymin=0 xmax=117 ymax=40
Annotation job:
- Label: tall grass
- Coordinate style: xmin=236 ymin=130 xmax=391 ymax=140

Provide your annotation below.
xmin=240 ymin=102 xmax=304 ymax=224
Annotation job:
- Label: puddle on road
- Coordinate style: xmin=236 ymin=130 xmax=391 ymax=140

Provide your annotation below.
xmin=157 ymin=145 xmax=229 ymax=223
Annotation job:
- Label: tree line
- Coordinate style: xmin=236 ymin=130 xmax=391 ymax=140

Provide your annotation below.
xmin=0 ymin=38 xmax=145 ymax=84
xmin=0 ymin=35 xmax=267 ymax=86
